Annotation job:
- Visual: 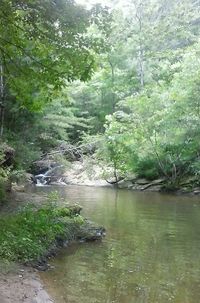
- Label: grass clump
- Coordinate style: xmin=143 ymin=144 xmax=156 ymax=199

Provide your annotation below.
xmin=0 ymin=204 xmax=84 ymax=262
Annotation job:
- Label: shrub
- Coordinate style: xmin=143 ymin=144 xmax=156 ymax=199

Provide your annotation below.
xmin=0 ymin=204 xmax=84 ymax=262
xmin=0 ymin=167 xmax=10 ymax=201
xmin=134 ymin=157 xmax=160 ymax=180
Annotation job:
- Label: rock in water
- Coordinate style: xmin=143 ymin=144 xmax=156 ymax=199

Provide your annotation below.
xmin=77 ymin=221 xmax=106 ymax=242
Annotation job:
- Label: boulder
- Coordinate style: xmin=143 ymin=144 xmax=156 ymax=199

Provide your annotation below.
xmin=135 ymin=179 xmax=150 ymax=185
xmin=145 ymin=185 xmax=162 ymax=192
xmin=67 ymin=205 xmax=82 ymax=215
xmin=193 ymin=188 xmax=200 ymax=195
xmin=132 ymin=184 xmax=147 ymax=191
xmin=118 ymin=180 xmax=133 ymax=189
xmin=151 ymin=178 xmax=165 ymax=185
xmin=77 ymin=221 xmax=106 ymax=242
xmin=34 ymin=165 xmax=65 ymax=185
xmin=124 ymin=173 xmax=137 ymax=182
xmin=0 ymin=143 xmax=15 ymax=167
xmin=32 ymin=159 xmax=58 ymax=175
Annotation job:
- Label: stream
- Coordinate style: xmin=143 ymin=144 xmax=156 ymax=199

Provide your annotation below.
xmin=34 ymin=185 xmax=200 ymax=303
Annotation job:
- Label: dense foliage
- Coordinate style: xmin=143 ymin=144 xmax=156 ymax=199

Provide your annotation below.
xmin=1 ymin=0 xmax=200 ymax=192
xmin=0 ymin=203 xmax=83 ymax=262
xmin=0 ymin=0 xmax=109 ymax=191
xmin=74 ymin=0 xmax=200 ymax=188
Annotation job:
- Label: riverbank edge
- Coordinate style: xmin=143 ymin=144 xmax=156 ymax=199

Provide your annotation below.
xmin=0 ymin=180 xmax=197 ymax=303
xmin=0 ymin=192 xmax=105 ymax=303
xmin=113 ymin=177 xmax=200 ymax=196
xmin=31 ymin=158 xmax=200 ymax=196
xmin=0 ymin=265 xmax=54 ymax=303
xmin=53 ymin=179 xmax=200 ymax=196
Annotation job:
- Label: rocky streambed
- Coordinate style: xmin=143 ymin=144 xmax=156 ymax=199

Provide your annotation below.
xmin=116 ymin=176 xmax=200 ymax=195
xmin=29 ymin=157 xmax=200 ymax=196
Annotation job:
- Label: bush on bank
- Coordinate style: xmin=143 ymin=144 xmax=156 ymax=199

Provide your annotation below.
xmin=0 ymin=204 xmax=84 ymax=262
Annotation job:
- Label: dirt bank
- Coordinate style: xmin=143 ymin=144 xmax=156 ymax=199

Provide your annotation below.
xmin=0 ymin=265 xmax=53 ymax=303
xmin=0 ymin=190 xmax=55 ymax=303
xmin=0 ymin=189 xmax=105 ymax=303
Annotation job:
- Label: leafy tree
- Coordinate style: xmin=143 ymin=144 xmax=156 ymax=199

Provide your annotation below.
xmin=103 ymin=39 xmax=200 ymax=186
xmin=0 ymin=0 xmax=110 ymax=135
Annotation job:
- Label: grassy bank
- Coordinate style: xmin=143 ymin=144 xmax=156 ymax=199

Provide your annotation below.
xmin=0 ymin=204 xmax=84 ymax=263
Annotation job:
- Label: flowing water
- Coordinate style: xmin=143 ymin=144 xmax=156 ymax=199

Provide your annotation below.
xmin=36 ymin=185 xmax=200 ymax=303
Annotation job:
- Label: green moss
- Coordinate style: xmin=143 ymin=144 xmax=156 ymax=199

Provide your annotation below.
xmin=0 ymin=204 xmax=83 ymax=262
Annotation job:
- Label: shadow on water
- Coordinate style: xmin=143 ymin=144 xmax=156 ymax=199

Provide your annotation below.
xmin=35 ymin=185 xmax=200 ymax=303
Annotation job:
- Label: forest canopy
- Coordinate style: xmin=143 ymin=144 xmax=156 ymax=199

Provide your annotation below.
xmin=1 ymin=0 xmax=200 ymax=193
xmin=0 ymin=0 xmax=110 ymax=112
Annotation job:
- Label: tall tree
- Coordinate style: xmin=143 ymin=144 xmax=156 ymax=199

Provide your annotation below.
xmin=0 ymin=0 xmax=109 ymax=135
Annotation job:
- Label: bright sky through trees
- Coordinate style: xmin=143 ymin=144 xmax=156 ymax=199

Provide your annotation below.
xmin=75 ymin=0 xmax=112 ymax=8
xmin=75 ymin=0 xmax=129 ymax=11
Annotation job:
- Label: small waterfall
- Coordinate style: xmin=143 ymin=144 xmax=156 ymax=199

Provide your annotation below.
xmin=35 ymin=165 xmax=64 ymax=186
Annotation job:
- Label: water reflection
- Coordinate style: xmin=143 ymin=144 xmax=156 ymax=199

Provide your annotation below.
xmin=37 ymin=186 xmax=200 ymax=303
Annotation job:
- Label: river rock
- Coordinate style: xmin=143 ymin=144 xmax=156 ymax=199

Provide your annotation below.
xmin=132 ymin=184 xmax=146 ymax=191
xmin=145 ymin=185 xmax=162 ymax=192
xmin=135 ymin=179 xmax=150 ymax=185
xmin=193 ymin=188 xmax=200 ymax=195
xmin=0 ymin=144 xmax=15 ymax=192
xmin=0 ymin=143 xmax=15 ymax=167
xmin=151 ymin=178 xmax=165 ymax=185
xmin=34 ymin=165 xmax=65 ymax=185
xmin=11 ymin=184 xmax=25 ymax=192
xmin=32 ymin=159 xmax=58 ymax=175
xmin=67 ymin=205 xmax=82 ymax=215
xmin=118 ymin=180 xmax=133 ymax=189
xmin=77 ymin=221 xmax=106 ymax=242
xmin=124 ymin=173 xmax=137 ymax=181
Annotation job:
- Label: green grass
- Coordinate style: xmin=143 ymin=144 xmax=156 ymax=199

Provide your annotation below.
xmin=0 ymin=204 xmax=84 ymax=262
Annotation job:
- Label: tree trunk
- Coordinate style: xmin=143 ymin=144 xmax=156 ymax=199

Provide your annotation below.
xmin=0 ymin=62 xmax=4 ymax=137
xmin=138 ymin=48 xmax=144 ymax=87
xmin=108 ymin=58 xmax=116 ymax=111
xmin=135 ymin=1 xmax=145 ymax=87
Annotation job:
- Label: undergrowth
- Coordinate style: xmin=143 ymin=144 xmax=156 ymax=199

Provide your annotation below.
xmin=0 ymin=204 xmax=84 ymax=262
